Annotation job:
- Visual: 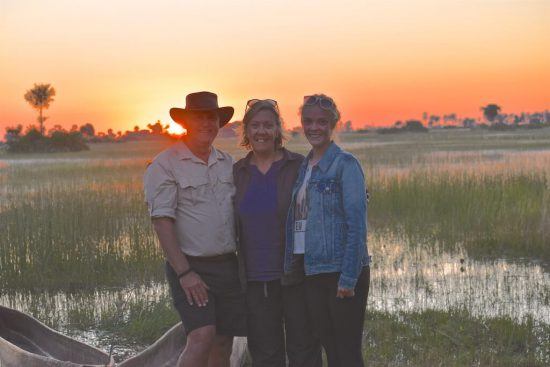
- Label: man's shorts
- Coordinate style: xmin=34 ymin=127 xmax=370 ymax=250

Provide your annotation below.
xmin=165 ymin=254 xmax=247 ymax=336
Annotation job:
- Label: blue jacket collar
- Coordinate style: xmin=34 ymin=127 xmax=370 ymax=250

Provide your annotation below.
xmin=306 ymin=141 xmax=341 ymax=172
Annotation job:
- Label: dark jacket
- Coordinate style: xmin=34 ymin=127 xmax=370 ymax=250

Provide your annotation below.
xmin=233 ymin=148 xmax=304 ymax=290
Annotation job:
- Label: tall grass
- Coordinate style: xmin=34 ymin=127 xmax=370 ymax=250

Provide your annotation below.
xmin=0 ymin=161 xmax=163 ymax=290
xmin=369 ymin=171 xmax=550 ymax=262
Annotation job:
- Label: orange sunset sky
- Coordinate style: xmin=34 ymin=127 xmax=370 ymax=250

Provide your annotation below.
xmin=0 ymin=0 xmax=549 ymax=135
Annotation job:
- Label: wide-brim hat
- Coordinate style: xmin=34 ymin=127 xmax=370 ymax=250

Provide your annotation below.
xmin=170 ymin=91 xmax=234 ymax=128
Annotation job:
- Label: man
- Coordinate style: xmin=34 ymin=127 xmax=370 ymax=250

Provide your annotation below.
xmin=144 ymin=91 xmax=246 ymax=367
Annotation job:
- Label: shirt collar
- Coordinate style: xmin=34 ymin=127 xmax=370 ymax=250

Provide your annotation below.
xmin=175 ymin=141 xmax=225 ymax=166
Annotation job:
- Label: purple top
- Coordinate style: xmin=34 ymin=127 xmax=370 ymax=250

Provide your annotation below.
xmin=238 ymin=160 xmax=283 ymax=281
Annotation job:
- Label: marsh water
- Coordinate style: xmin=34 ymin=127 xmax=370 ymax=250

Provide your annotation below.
xmin=1 ymin=240 xmax=549 ymax=354
xmin=2 ymin=236 xmax=549 ymax=347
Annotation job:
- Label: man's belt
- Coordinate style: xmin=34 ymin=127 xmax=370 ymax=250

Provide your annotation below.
xmin=185 ymin=253 xmax=236 ymax=262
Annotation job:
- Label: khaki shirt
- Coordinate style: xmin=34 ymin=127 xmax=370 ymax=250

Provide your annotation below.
xmin=144 ymin=141 xmax=236 ymax=256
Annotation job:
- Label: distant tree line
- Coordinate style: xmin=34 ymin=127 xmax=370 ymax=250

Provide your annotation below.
xmin=6 ymin=83 xmax=549 ymax=151
xmin=82 ymin=121 xmax=176 ymax=143
xmin=376 ymin=120 xmax=429 ymax=134
xmin=351 ymin=104 xmax=550 ymax=134
xmin=2 ymin=120 xmax=243 ymax=153
xmin=4 ymin=125 xmax=88 ymax=153
xmin=2 ymin=121 xmax=175 ymax=153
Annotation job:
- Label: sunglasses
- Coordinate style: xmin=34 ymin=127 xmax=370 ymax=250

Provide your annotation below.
xmin=303 ymin=95 xmax=335 ymax=110
xmin=245 ymin=99 xmax=278 ymax=113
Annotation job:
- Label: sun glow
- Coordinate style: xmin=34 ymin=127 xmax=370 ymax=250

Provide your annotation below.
xmin=167 ymin=122 xmax=185 ymax=135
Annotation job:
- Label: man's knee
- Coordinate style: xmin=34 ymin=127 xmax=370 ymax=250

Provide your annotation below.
xmin=214 ymin=335 xmax=233 ymax=353
xmin=209 ymin=335 xmax=234 ymax=365
xmin=186 ymin=325 xmax=216 ymax=352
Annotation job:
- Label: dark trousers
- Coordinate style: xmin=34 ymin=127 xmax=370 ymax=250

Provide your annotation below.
xmin=246 ymin=280 xmax=322 ymax=367
xmin=305 ymin=267 xmax=370 ymax=367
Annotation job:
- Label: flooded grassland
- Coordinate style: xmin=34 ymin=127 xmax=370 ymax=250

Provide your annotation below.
xmin=1 ymin=129 xmax=549 ymax=366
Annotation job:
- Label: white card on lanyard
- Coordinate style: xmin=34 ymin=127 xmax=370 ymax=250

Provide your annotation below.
xmin=293 ymin=220 xmax=306 ymax=254
xmin=294 ymin=219 xmax=306 ymax=232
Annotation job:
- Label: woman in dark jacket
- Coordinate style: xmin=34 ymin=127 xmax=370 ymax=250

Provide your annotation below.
xmin=233 ymin=99 xmax=321 ymax=367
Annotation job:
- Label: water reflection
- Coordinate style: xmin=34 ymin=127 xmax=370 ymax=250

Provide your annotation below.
xmin=369 ymin=236 xmax=550 ymax=323
xmin=0 ymin=283 xmax=167 ymax=328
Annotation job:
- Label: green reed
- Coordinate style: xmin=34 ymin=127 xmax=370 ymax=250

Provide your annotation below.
xmin=0 ymin=161 xmax=163 ymax=290
xmin=363 ymin=309 xmax=549 ymax=367
xmin=368 ymin=171 xmax=550 ymax=263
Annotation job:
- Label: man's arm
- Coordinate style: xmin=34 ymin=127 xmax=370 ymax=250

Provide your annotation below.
xmin=152 ymin=217 xmax=210 ymax=307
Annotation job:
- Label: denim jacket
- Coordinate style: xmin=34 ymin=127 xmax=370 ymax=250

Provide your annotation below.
xmin=284 ymin=142 xmax=370 ymax=289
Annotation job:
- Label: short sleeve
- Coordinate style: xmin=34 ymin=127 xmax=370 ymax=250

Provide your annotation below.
xmin=143 ymin=160 xmax=177 ymax=219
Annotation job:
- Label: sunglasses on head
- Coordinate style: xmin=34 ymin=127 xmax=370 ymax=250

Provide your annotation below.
xmin=303 ymin=95 xmax=335 ymax=110
xmin=245 ymin=99 xmax=278 ymax=113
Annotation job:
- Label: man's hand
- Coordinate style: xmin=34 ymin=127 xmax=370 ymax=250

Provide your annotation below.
xmin=151 ymin=218 xmax=210 ymax=307
xmin=179 ymin=271 xmax=210 ymax=307
xmin=336 ymin=287 xmax=355 ymax=298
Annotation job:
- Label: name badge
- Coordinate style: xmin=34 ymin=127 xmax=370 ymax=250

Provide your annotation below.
xmin=294 ymin=220 xmax=306 ymax=232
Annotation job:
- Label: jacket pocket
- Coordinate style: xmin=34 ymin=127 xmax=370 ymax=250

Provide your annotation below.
xmin=315 ymin=179 xmax=341 ymax=194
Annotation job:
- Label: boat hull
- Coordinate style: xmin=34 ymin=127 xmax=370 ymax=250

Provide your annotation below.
xmin=0 ymin=305 xmax=114 ymax=367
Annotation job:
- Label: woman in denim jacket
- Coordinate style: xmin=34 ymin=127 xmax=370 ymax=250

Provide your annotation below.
xmin=284 ymin=94 xmax=371 ymax=367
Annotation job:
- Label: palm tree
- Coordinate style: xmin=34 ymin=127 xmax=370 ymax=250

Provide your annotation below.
xmin=480 ymin=104 xmax=501 ymax=124
xmin=429 ymin=115 xmax=440 ymax=127
xmin=24 ymin=83 xmax=56 ymax=135
xmin=422 ymin=112 xmax=428 ymax=127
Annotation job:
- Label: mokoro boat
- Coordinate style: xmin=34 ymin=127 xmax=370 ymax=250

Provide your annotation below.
xmin=119 ymin=322 xmax=248 ymax=367
xmin=0 ymin=305 xmax=114 ymax=367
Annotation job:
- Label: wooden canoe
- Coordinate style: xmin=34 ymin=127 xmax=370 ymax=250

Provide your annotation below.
xmin=118 ymin=322 xmax=248 ymax=367
xmin=0 ymin=305 xmax=114 ymax=367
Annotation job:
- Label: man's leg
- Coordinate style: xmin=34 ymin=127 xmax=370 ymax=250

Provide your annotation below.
xmin=208 ymin=334 xmax=234 ymax=367
xmin=178 ymin=325 xmax=216 ymax=367
xmin=192 ymin=255 xmax=246 ymax=366
xmin=165 ymin=261 xmax=220 ymax=367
